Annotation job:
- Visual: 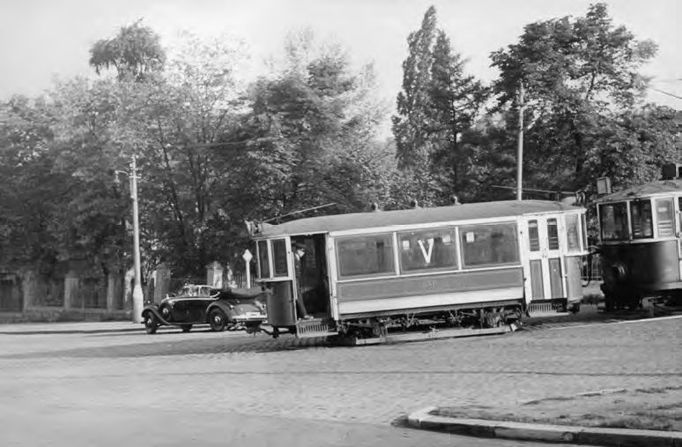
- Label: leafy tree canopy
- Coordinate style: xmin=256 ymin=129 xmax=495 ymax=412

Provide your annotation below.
xmin=89 ymin=19 xmax=166 ymax=81
xmin=490 ymin=2 xmax=662 ymax=195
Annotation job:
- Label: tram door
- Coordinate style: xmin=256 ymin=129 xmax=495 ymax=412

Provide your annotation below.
xmin=290 ymin=235 xmax=333 ymax=337
xmin=524 ymin=216 xmax=564 ymax=301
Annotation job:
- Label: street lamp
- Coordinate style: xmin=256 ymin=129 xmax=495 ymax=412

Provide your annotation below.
xmin=116 ymin=154 xmax=144 ymax=323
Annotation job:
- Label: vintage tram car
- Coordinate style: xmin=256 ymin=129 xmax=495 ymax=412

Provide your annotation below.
xmin=596 ymin=165 xmax=682 ymax=310
xmin=248 ymin=200 xmax=588 ymax=340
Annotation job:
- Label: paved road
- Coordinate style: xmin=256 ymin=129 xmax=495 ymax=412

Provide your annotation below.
xmin=0 ymin=314 xmax=679 ymax=446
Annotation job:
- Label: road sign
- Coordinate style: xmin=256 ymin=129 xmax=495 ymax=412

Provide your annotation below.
xmin=243 ymin=249 xmax=253 ymax=288
xmin=242 ymin=249 xmax=253 ymax=262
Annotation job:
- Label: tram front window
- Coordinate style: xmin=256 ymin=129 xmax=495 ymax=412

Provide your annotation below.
xmin=599 ymin=202 xmax=628 ymax=241
xmin=566 ymin=214 xmax=581 ymax=252
xmin=272 ymin=239 xmax=289 ymax=277
xmin=630 ymin=199 xmax=653 ymax=239
xmin=257 ymin=240 xmax=270 ymax=278
xmin=655 ymin=198 xmax=674 ymax=237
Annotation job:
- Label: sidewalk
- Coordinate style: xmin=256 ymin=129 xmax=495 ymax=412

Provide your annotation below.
xmin=0 ymin=320 xmax=142 ymax=335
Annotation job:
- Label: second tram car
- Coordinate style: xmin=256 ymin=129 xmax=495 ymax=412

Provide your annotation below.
xmin=596 ymin=167 xmax=682 ymax=310
xmin=249 ymin=200 xmax=587 ymax=340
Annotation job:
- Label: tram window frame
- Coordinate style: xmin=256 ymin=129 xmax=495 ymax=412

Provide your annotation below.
xmin=566 ymin=214 xmax=581 ymax=252
xmin=599 ymin=202 xmax=629 ymax=241
xmin=272 ymin=239 xmax=289 ymax=277
xmin=336 ymin=233 xmax=395 ymax=279
xmin=547 ymin=218 xmax=560 ymax=250
xmin=398 ymin=228 xmax=459 ymax=273
xmin=655 ymin=198 xmax=674 ymax=238
xmin=459 ymin=223 xmax=519 ymax=269
xmin=630 ymin=199 xmax=653 ymax=239
xmin=257 ymin=240 xmax=270 ymax=279
xmin=528 ymin=220 xmax=540 ymax=252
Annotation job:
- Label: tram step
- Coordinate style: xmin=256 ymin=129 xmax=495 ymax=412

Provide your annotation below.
xmin=528 ymin=302 xmax=564 ymax=314
xmin=296 ymin=318 xmax=336 ymax=338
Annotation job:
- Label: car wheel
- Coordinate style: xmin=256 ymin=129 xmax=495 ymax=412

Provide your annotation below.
xmin=144 ymin=313 xmax=159 ymax=334
xmin=181 ymin=324 xmax=192 ymax=333
xmin=209 ymin=309 xmax=227 ymax=332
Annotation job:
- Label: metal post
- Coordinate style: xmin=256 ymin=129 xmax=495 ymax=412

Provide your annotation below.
xmin=516 ymin=81 xmax=525 ymax=201
xmin=130 ymin=155 xmax=144 ymax=323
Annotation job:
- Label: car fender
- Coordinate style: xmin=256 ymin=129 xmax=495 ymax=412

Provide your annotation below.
xmin=141 ymin=305 xmax=167 ymax=324
xmin=206 ymin=301 xmax=235 ymax=321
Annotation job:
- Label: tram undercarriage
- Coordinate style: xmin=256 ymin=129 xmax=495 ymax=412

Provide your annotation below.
xmin=336 ymin=302 xmax=524 ymax=340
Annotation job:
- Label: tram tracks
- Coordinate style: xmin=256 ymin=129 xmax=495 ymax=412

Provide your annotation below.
xmin=520 ymin=305 xmax=682 ymax=332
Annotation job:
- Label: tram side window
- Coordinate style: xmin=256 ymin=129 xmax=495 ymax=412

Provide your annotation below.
xmin=398 ymin=229 xmax=457 ymax=272
xmin=599 ymin=203 xmax=628 ymax=241
xmin=459 ymin=223 xmax=519 ymax=268
xmin=337 ymin=235 xmax=395 ymax=278
xmin=655 ymin=198 xmax=674 ymax=237
xmin=257 ymin=240 xmax=270 ymax=278
xmin=630 ymin=200 xmax=653 ymax=239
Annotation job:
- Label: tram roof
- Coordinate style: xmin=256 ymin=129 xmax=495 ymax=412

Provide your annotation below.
xmin=254 ymin=200 xmax=580 ymax=238
xmin=596 ymin=179 xmax=682 ymax=202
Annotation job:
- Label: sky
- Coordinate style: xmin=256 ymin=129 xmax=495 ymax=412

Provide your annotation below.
xmin=1 ymin=0 xmax=681 ymax=117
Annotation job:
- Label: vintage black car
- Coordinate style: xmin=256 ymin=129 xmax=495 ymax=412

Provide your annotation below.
xmin=141 ymin=284 xmax=268 ymax=334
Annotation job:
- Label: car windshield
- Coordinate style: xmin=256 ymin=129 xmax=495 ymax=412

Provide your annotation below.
xmin=178 ymin=285 xmax=213 ymax=296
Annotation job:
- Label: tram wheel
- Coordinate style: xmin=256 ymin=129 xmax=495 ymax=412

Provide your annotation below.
xmin=483 ymin=312 xmax=502 ymax=328
xmin=627 ymin=293 xmax=642 ymax=310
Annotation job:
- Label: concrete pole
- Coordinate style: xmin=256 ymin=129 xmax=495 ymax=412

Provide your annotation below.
xmin=516 ymin=81 xmax=525 ymax=201
xmin=130 ymin=155 xmax=144 ymax=323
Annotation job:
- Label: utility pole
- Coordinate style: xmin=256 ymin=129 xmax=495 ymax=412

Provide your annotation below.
xmin=130 ymin=155 xmax=144 ymax=323
xmin=516 ymin=81 xmax=525 ymax=201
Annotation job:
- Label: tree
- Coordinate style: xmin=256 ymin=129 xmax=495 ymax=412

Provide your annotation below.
xmin=229 ymin=33 xmax=392 ymax=220
xmin=392 ymin=6 xmax=437 ymax=172
xmin=0 ymin=96 xmax=64 ymax=270
xmin=125 ymin=32 xmax=250 ymax=277
xmin=490 ymin=3 xmax=659 ymax=193
xmin=89 ymin=20 xmax=166 ymax=81
xmin=392 ymin=6 xmax=487 ymax=205
xmin=428 ymin=30 xmax=487 ymax=200
xmin=44 ymin=78 xmax=132 ymax=275
xmin=584 ymin=105 xmax=681 ymax=192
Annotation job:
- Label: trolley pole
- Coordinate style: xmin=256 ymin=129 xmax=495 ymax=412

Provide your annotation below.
xmin=130 ymin=155 xmax=144 ymax=323
xmin=516 ymin=81 xmax=525 ymax=201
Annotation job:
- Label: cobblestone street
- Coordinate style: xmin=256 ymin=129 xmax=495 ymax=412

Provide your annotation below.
xmin=0 ymin=315 xmax=680 ymax=446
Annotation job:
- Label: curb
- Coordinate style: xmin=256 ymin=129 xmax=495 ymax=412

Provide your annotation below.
xmin=407 ymin=407 xmax=682 ymax=447
xmin=0 ymin=322 xmax=143 ymax=335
